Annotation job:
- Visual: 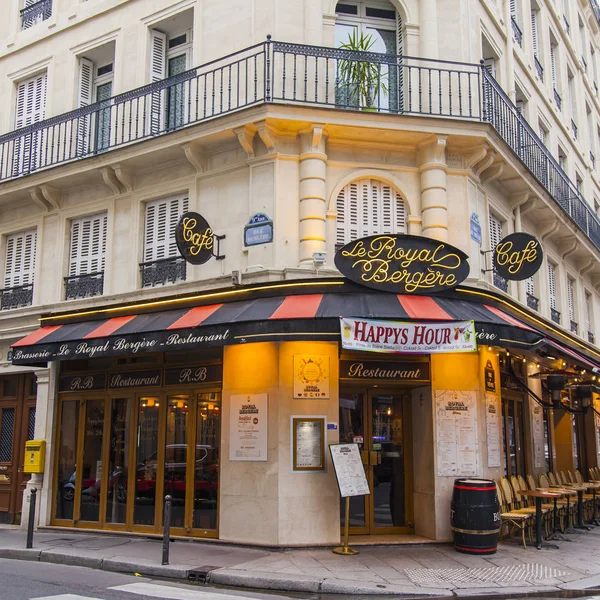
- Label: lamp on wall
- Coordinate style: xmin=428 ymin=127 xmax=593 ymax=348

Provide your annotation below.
xmin=546 ymin=374 xmax=566 ymax=409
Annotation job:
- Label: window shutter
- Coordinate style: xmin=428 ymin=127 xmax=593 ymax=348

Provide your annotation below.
xmin=76 ymin=57 xmax=94 ymax=156
xmin=4 ymin=230 xmax=36 ymax=289
xmin=585 ymin=294 xmax=592 ymax=332
xmin=548 ymin=262 xmax=557 ymax=309
xmin=488 ymin=213 xmax=503 ymax=250
xmin=510 ymin=0 xmax=517 ymax=19
xmin=335 ymin=179 xmax=406 ymax=247
xmin=567 ymin=278 xmax=575 ymax=320
xmin=526 ymin=276 xmax=535 ymax=297
xmin=149 ymin=29 xmax=167 ymax=135
xmin=550 ymin=45 xmax=557 ymax=87
xmin=531 ymin=11 xmax=538 ymax=56
xmin=144 ymin=196 xmax=188 ymax=262
xmin=69 ymin=214 xmax=107 ymax=276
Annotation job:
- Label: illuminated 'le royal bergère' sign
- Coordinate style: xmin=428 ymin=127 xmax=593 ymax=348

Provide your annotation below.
xmin=334 ymin=234 xmax=470 ymax=294
xmin=492 ymin=232 xmax=543 ymax=281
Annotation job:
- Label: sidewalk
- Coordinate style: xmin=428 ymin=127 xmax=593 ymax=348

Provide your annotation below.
xmin=1 ymin=526 xmax=600 ymax=597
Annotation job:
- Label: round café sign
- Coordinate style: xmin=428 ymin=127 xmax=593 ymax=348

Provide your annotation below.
xmin=334 ymin=234 xmax=470 ymax=294
xmin=175 ymin=212 xmax=214 ymax=265
xmin=492 ymin=232 xmax=543 ymax=281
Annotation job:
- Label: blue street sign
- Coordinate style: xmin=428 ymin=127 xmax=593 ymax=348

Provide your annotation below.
xmin=470 ymin=213 xmax=482 ymax=245
xmin=244 ymin=213 xmax=273 ymax=246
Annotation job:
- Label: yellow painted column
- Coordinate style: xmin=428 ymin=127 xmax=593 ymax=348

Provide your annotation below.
xmin=419 ymin=135 xmax=448 ymax=242
xmin=298 ymin=125 xmax=328 ymax=265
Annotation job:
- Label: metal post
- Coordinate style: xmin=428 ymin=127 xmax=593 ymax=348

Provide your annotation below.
xmin=161 ymin=495 xmax=172 ymax=565
xmin=26 ymin=487 xmax=37 ymax=549
xmin=332 ymin=497 xmax=359 ymax=555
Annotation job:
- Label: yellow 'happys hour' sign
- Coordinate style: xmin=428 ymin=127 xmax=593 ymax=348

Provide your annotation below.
xmin=293 ymin=355 xmax=330 ymax=399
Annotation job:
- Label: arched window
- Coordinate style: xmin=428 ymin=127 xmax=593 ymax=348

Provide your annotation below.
xmin=335 ymin=178 xmax=406 ymax=249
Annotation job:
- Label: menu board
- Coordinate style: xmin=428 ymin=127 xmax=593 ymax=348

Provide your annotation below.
xmin=531 ymin=401 xmax=546 ymax=468
xmin=435 ymin=390 xmax=478 ymax=476
xmin=329 ymin=443 xmax=370 ymax=497
xmin=292 ymin=417 xmax=325 ymax=471
xmin=485 ymin=394 xmax=501 ymax=468
xmin=229 ymin=394 xmax=268 ymax=461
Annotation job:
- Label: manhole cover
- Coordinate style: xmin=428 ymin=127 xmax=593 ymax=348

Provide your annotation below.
xmin=405 ymin=563 xmax=569 ymax=585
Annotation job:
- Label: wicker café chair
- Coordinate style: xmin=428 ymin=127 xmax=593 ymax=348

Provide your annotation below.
xmin=542 ymin=472 xmax=577 ymax=528
xmin=495 ymin=480 xmax=531 ymax=549
xmin=526 ymin=473 xmax=563 ymax=532
xmin=548 ymin=471 xmax=559 ymax=486
xmin=511 ymin=475 xmax=551 ymax=536
xmin=573 ymin=470 xmax=596 ymax=517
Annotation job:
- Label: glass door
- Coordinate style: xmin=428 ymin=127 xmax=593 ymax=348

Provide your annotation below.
xmin=339 ymin=387 xmax=412 ymax=535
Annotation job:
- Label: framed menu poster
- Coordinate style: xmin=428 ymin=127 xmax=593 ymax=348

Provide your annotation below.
xmin=292 ymin=417 xmax=325 ymax=472
xmin=329 ymin=443 xmax=370 ymax=497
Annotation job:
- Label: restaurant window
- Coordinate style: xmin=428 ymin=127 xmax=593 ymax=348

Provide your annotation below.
xmin=2 ymin=229 xmax=36 ymax=310
xmin=66 ymin=213 xmax=107 ymax=300
xmin=141 ymin=195 xmax=189 ymax=288
xmin=488 ymin=212 xmax=507 ymax=292
xmin=335 ymin=179 xmax=406 ymax=250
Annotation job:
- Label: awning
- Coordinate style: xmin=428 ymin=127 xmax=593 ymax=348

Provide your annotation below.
xmin=10 ymin=292 xmax=543 ymax=365
xmin=542 ymin=338 xmax=600 ymax=371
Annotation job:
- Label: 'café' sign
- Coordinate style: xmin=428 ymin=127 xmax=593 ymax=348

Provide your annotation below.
xmin=176 ymin=212 xmax=214 ymax=265
xmin=334 ymin=234 xmax=470 ymax=294
xmin=492 ymin=232 xmax=543 ymax=281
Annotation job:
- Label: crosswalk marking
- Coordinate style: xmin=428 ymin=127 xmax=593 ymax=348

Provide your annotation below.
xmin=109 ymin=582 xmax=252 ymax=599
xmin=32 ymin=596 xmax=104 ymax=600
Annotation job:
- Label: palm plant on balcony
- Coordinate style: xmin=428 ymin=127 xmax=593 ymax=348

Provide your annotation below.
xmin=337 ymin=30 xmax=388 ymax=111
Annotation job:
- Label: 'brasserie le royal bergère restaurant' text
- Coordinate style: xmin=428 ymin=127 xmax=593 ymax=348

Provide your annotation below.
xmin=10 ymin=216 xmax=600 ymax=545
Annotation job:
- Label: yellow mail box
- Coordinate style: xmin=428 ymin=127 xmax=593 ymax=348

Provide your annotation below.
xmin=23 ymin=440 xmax=45 ymax=474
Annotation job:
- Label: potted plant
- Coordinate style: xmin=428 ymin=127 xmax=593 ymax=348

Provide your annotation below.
xmin=337 ymin=30 xmax=388 ymax=111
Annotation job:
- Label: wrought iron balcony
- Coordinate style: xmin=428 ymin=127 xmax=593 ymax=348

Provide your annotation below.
xmin=571 ymin=119 xmax=578 ymax=139
xmin=588 ymin=331 xmax=596 ymax=344
xmin=534 ymin=56 xmax=544 ymax=81
xmin=511 ymin=17 xmax=523 ymax=47
xmin=551 ymin=308 xmax=561 ymax=325
xmin=570 ymin=320 xmax=579 ymax=334
xmin=526 ymin=294 xmax=539 ymax=311
xmin=20 ymin=0 xmax=52 ymax=29
xmin=0 ymin=39 xmax=599 ymax=258
xmin=64 ymin=272 xmax=104 ymax=300
xmin=0 ymin=284 xmax=33 ymax=310
xmin=140 ymin=256 xmax=186 ymax=288
xmin=493 ymin=272 xmax=508 ymax=292
xmin=554 ymin=88 xmax=562 ymax=110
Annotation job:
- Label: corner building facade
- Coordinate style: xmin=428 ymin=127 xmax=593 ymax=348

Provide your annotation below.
xmin=1 ymin=0 xmax=600 ymax=544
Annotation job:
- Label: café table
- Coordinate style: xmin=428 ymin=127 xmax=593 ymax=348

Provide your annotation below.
xmin=559 ymin=484 xmax=592 ymax=530
xmin=578 ymin=482 xmax=600 ymax=527
xmin=537 ymin=487 xmax=576 ymax=541
xmin=518 ymin=489 xmax=561 ymax=549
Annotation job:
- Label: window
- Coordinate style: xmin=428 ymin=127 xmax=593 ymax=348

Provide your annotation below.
xmin=591 ymin=45 xmax=598 ymax=94
xmin=66 ymin=214 xmax=107 ymax=300
xmin=21 ymin=0 xmax=52 ymax=29
xmin=567 ymin=70 xmax=577 ymax=137
xmin=587 ymin=105 xmax=595 ymax=167
xmin=538 ymin=122 xmax=548 ymax=145
xmin=335 ymin=179 xmax=406 ymax=249
xmin=488 ymin=212 xmax=507 ymax=292
xmin=13 ymin=71 xmax=47 ymax=176
xmin=561 ymin=0 xmax=570 ymax=33
xmin=585 ymin=292 xmax=594 ymax=342
xmin=77 ymin=48 xmax=115 ymax=156
xmin=510 ymin=0 xmax=522 ymax=46
xmin=2 ymin=230 xmax=36 ymax=310
xmin=532 ymin=7 xmax=543 ymax=79
xmin=548 ymin=261 xmax=559 ymax=323
xmin=141 ymin=195 xmax=189 ymax=287
xmin=550 ymin=37 xmax=561 ymax=108
xmin=567 ymin=277 xmax=577 ymax=333
xmin=526 ymin=276 xmax=538 ymax=311
xmin=579 ymin=17 xmax=587 ymax=70
xmin=149 ymin=28 xmax=192 ymax=133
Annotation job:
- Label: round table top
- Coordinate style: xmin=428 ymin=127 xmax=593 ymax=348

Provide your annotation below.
xmin=519 ymin=489 xmax=561 ymax=498
xmin=537 ymin=487 xmax=577 ymax=496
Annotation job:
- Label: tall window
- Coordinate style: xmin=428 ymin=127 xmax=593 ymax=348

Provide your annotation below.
xmin=77 ymin=53 xmax=114 ymax=155
xmin=67 ymin=214 xmax=107 ymax=300
xmin=548 ymin=261 xmax=559 ymax=323
xmin=567 ymin=70 xmax=577 ymax=137
xmin=567 ymin=277 xmax=577 ymax=333
xmin=579 ymin=17 xmax=587 ymax=70
xmin=335 ymin=179 xmax=406 ymax=249
xmin=142 ymin=195 xmax=189 ymax=287
xmin=532 ymin=7 xmax=542 ymax=79
xmin=585 ymin=292 xmax=594 ymax=343
xmin=550 ymin=37 xmax=561 ymax=108
xmin=525 ymin=276 xmax=538 ymax=311
xmin=2 ymin=230 xmax=36 ymax=310
xmin=488 ymin=212 xmax=507 ymax=292
xmin=149 ymin=28 xmax=192 ymax=133
xmin=335 ymin=1 xmax=402 ymax=112
xmin=591 ymin=45 xmax=598 ymax=93
xmin=13 ymin=72 xmax=47 ymax=176
xmin=510 ymin=0 xmax=522 ymax=46
xmin=21 ymin=0 xmax=52 ymax=29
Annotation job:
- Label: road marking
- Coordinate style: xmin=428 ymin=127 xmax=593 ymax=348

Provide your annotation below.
xmin=32 ymin=596 xmax=104 ymax=600
xmin=110 ymin=582 xmax=254 ymax=599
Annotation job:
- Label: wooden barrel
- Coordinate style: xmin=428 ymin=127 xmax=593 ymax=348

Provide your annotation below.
xmin=451 ymin=478 xmax=500 ymax=555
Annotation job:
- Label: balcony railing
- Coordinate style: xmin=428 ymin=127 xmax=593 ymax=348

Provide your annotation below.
xmin=1 ymin=39 xmax=599 ymax=257
xmin=511 ymin=17 xmax=523 ymax=47
xmin=526 ymin=294 xmax=539 ymax=311
xmin=140 ymin=256 xmax=186 ymax=288
xmin=0 ymin=284 xmax=33 ymax=310
xmin=64 ymin=272 xmax=104 ymax=300
xmin=551 ymin=308 xmax=561 ymax=324
xmin=21 ymin=0 xmax=52 ymax=29
xmin=589 ymin=331 xmax=596 ymax=344
xmin=570 ymin=320 xmax=579 ymax=334
xmin=493 ymin=272 xmax=508 ymax=292
xmin=534 ymin=56 xmax=544 ymax=81
xmin=554 ymin=88 xmax=562 ymax=109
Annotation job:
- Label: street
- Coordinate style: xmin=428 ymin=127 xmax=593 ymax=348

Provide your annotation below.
xmin=0 ymin=559 xmax=308 ymax=600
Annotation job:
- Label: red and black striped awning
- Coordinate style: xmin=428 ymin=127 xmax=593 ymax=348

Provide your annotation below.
xmin=10 ymin=292 xmax=543 ymax=365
